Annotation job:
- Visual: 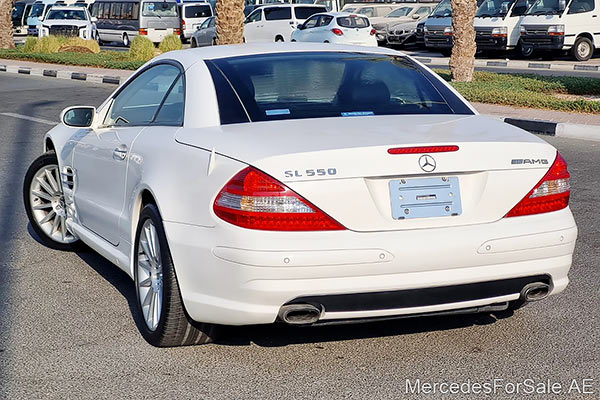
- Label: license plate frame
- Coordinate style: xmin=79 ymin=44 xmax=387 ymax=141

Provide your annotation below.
xmin=389 ymin=176 xmax=462 ymax=220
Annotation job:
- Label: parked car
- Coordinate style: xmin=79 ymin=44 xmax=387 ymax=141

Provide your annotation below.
xmin=39 ymin=6 xmax=98 ymax=40
xmin=243 ymin=4 xmax=327 ymax=42
xmin=415 ymin=20 xmax=425 ymax=47
xmin=12 ymin=0 xmax=35 ymax=38
xmin=190 ymin=15 xmax=216 ymax=47
xmin=178 ymin=2 xmax=212 ymax=43
xmin=474 ymin=0 xmax=533 ymax=55
xmin=340 ymin=3 xmax=397 ymax=17
xmin=423 ymin=0 xmax=453 ymax=55
xmin=371 ymin=3 xmax=435 ymax=42
xmin=291 ymin=12 xmax=377 ymax=46
xmin=520 ymin=0 xmax=599 ymax=61
xmin=27 ymin=0 xmax=57 ymax=36
xmin=385 ymin=19 xmax=421 ymax=47
xmin=24 ymin=43 xmax=577 ymax=347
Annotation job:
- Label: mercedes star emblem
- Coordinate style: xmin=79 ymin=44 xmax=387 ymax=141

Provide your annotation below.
xmin=419 ymin=155 xmax=436 ymax=172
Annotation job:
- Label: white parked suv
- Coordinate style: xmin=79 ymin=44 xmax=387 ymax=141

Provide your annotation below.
xmin=291 ymin=13 xmax=377 ymax=46
xmin=39 ymin=6 xmax=97 ymax=40
xmin=244 ymin=4 xmax=327 ymax=42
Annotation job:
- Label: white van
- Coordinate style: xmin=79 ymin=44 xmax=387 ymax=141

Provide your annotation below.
xmin=244 ymin=4 xmax=327 ymax=42
xmin=474 ymin=0 xmax=533 ymax=54
xmin=520 ymin=0 xmax=599 ymax=61
xmin=178 ymin=2 xmax=212 ymax=42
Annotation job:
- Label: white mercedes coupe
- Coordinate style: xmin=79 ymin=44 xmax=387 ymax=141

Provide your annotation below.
xmin=23 ymin=44 xmax=577 ymax=347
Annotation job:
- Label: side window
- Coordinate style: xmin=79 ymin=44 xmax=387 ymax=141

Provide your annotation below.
xmin=303 ymin=15 xmax=320 ymax=29
xmin=154 ymin=75 xmax=185 ymax=125
xmin=91 ymin=3 xmax=99 ymax=16
xmin=104 ymin=64 xmax=181 ymax=126
xmin=110 ymin=2 xmax=121 ymax=19
xmin=416 ymin=7 xmax=430 ymax=16
xmin=264 ymin=6 xmax=291 ymax=20
xmin=246 ymin=9 xmax=261 ymax=23
xmin=568 ymin=0 xmax=594 ymax=13
xmin=200 ymin=17 xmax=210 ymax=28
xmin=132 ymin=2 xmax=140 ymax=18
xmin=359 ymin=7 xmax=374 ymax=17
xmin=122 ymin=3 xmax=133 ymax=19
xmin=318 ymin=15 xmax=333 ymax=26
xmin=208 ymin=17 xmax=216 ymax=27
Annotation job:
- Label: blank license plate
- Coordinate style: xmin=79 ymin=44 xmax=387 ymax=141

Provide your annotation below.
xmin=390 ymin=176 xmax=462 ymax=220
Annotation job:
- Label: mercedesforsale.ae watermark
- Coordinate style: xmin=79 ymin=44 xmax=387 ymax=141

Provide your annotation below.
xmin=405 ymin=378 xmax=595 ymax=396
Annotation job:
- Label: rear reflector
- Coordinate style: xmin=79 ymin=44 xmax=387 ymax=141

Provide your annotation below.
xmin=505 ymin=151 xmax=570 ymax=218
xmin=388 ymin=145 xmax=459 ymax=154
xmin=214 ymin=167 xmax=346 ymax=231
xmin=331 ymin=28 xmax=344 ymax=36
xmin=139 ymin=28 xmax=148 ymax=35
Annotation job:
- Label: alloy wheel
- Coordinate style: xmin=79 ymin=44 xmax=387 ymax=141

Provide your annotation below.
xmin=29 ymin=164 xmax=77 ymax=244
xmin=136 ymin=219 xmax=163 ymax=331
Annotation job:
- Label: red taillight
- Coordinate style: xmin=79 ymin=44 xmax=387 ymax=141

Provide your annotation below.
xmin=331 ymin=28 xmax=343 ymax=36
xmin=182 ymin=20 xmax=186 ymax=30
xmin=213 ymin=167 xmax=346 ymax=231
xmin=174 ymin=28 xmax=181 ymax=35
xmin=505 ymin=152 xmax=570 ymax=218
xmin=370 ymin=28 xmax=376 ymax=36
xmin=388 ymin=145 xmax=459 ymax=154
xmin=139 ymin=28 xmax=148 ymax=35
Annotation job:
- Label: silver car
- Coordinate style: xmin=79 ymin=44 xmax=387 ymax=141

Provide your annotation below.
xmin=190 ymin=15 xmax=216 ymax=47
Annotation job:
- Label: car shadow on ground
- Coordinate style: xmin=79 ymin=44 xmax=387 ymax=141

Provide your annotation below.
xmin=30 ymin=226 xmax=516 ymax=348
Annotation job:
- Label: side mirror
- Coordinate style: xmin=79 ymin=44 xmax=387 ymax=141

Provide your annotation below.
xmin=558 ymin=0 xmax=566 ymax=11
xmin=91 ymin=16 xmax=98 ymax=22
xmin=412 ymin=13 xmax=420 ymax=19
xmin=61 ymin=106 xmax=96 ymax=128
xmin=500 ymin=3 xmax=509 ymax=13
xmin=38 ymin=16 xmax=44 ymax=21
xmin=297 ymin=22 xmax=305 ymax=29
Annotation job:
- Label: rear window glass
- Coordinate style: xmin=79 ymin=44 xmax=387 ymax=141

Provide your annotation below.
xmin=336 ymin=16 xmax=369 ymax=28
xmin=185 ymin=4 xmax=211 ymax=18
xmin=142 ymin=1 xmax=177 ymax=17
xmin=208 ymin=52 xmax=472 ymax=125
xmin=294 ymin=6 xmax=327 ymax=19
xmin=264 ymin=6 xmax=291 ymax=20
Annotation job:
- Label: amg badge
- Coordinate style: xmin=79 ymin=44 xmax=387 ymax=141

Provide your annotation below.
xmin=511 ymin=159 xmax=549 ymax=165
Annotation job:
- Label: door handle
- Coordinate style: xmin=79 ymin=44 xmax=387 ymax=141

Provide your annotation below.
xmin=113 ymin=144 xmax=128 ymax=161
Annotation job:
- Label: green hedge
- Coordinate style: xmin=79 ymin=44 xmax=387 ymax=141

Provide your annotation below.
xmin=0 ymin=48 xmax=144 ymax=70
xmin=437 ymin=70 xmax=600 ymax=114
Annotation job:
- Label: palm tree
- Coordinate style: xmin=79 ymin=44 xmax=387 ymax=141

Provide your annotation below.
xmin=215 ymin=0 xmax=245 ymax=45
xmin=0 ymin=0 xmax=15 ymax=49
xmin=449 ymin=0 xmax=476 ymax=82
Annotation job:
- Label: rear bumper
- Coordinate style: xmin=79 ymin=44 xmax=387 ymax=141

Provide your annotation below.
xmin=164 ymin=208 xmax=576 ymax=326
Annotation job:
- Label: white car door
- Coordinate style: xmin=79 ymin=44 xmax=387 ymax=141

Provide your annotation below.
xmin=313 ymin=14 xmax=334 ymax=42
xmin=299 ymin=15 xmax=321 ymax=41
xmin=263 ymin=6 xmax=292 ymax=41
xmin=71 ymin=63 xmax=182 ymax=246
xmin=243 ymin=8 xmax=263 ymax=42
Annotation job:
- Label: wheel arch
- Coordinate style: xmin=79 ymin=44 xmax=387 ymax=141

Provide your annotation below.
xmin=576 ymin=32 xmax=593 ymax=43
xmin=44 ymin=137 xmax=55 ymax=153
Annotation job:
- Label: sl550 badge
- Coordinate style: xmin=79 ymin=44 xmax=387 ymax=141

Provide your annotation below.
xmin=284 ymin=168 xmax=337 ymax=178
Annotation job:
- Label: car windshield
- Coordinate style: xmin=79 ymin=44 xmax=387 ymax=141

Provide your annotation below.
xmin=47 ymin=9 xmax=86 ymax=19
xmin=343 ymin=7 xmax=356 ymax=12
xmin=185 ymin=4 xmax=211 ymax=18
xmin=142 ymin=1 xmax=178 ymax=17
xmin=525 ymin=0 xmax=565 ymax=14
xmin=12 ymin=3 xmax=26 ymax=23
xmin=476 ymin=0 xmax=516 ymax=16
xmin=387 ymin=7 xmax=413 ymax=17
xmin=30 ymin=3 xmax=45 ymax=18
xmin=208 ymin=52 xmax=459 ymax=124
xmin=430 ymin=0 xmax=452 ymax=17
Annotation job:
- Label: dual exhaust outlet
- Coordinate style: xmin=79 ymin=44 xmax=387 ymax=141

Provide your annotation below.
xmin=278 ymin=281 xmax=551 ymax=325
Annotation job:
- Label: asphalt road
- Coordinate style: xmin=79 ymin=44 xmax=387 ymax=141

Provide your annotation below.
xmin=0 ymin=75 xmax=598 ymax=400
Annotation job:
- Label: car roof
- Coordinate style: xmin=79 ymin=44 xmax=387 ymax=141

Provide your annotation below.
xmin=260 ymin=3 xmax=328 ymax=7
xmin=48 ymin=6 xmax=87 ymax=10
xmin=154 ymin=43 xmax=405 ymax=70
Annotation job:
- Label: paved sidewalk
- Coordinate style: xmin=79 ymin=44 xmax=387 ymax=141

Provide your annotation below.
xmin=474 ymin=102 xmax=600 ymax=126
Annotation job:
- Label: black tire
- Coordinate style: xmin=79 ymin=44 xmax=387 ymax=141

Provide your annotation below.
xmin=190 ymin=38 xmax=197 ymax=48
xmin=123 ymin=33 xmax=130 ymax=47
xmin=516 ymin=40 xmax=533 ymax=58
xmin=571 ymin=36 xmax=594 ymax=62
xmin=23 ymin=152 xmax=81 ymax=251
xmin=211 ymin=38 xmax=217 ymax=46
xmin=133 ymin=204 xmax=218 ymax=347
xmin=440 ymin=49 xmax=452 ymax=57
xmin=275 ymin=35 xmax=284 ymax=42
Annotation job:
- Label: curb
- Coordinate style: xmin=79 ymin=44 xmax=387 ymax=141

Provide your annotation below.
xmin=502 ymin=117 xmax=600 ymax=142
xmin=415 ymin=57 xmax=600 ymax=74
xmin=0 ymin=63 xmax=123 ymax=85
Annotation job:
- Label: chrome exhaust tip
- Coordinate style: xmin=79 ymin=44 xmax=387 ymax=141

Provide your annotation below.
xmin=278 ymin=304 xmax=322 ymax=325
xmin=520 ymin=282 xmax=551 ymax=302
